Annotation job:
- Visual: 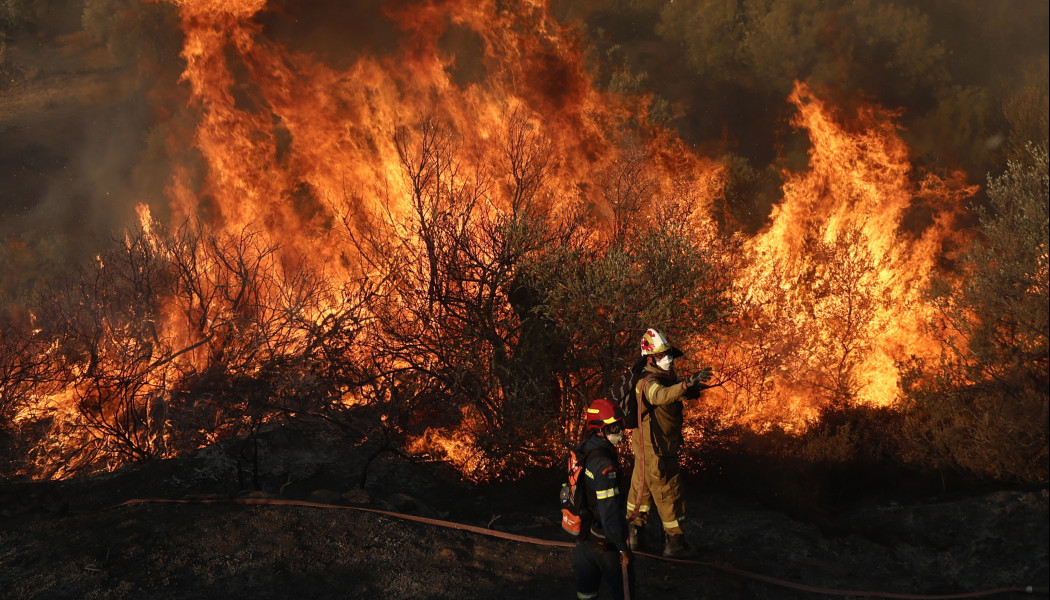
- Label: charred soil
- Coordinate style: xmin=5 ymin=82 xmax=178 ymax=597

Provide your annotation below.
xmin=1 ymin=425 xmax=1047 ymax=600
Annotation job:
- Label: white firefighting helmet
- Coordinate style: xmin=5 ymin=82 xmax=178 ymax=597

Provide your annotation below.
xmin=639 ymin=328 xmax=684 ymax=358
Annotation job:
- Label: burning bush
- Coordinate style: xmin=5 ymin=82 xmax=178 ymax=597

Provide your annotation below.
xmin=344 ymin=115 xmax=581 ymax=480
xmin=2 ymin=0 xmax=1047 ymax=493
xmin=901 ymin=144 xmax=1049 ymax=485
xmin=341 ymin=113 xmax=730 ymax=481
xmin=3 ymin=213 xmax=377 ymax=479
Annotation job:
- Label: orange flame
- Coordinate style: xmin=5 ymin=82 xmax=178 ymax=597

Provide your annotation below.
xmin=154 ymin=0 xmax=723 ymax=468
xmin=16 ymin=2 xmax=984 ymax=478
xmin=718 ymin=82 xmax=978 ymax=428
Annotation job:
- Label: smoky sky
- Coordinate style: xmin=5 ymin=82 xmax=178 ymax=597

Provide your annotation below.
xmin=0 ymin=0 xmax=1046 ymax=283
xmin=1 ymin=0 xmax=183 ymax=273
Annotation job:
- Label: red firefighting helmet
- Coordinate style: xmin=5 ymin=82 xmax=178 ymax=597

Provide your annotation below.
xmin=585 ymin=398 xmax=625 ymax=432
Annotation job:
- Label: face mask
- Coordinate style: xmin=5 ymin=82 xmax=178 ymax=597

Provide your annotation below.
xmin=656 ymin=355 xmax=674 ymax=371
xmin=607 ymin=432 xmax=624 ymax=445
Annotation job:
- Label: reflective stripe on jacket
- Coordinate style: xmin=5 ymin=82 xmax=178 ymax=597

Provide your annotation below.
xmin=635 ymin=365 xmax=686 ymax=456
xmin=580 ymin=433 xmax=629 ymax=554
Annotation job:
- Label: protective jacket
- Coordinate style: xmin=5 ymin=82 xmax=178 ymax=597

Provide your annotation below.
xmin=579 ymin=433 xmax=629 ymax=552
xmin=636 ymin=364 xmax=688 ymax=456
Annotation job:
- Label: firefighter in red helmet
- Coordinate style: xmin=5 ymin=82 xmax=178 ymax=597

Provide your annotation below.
xmin=573 ymin=398 xmax=634 ymax=600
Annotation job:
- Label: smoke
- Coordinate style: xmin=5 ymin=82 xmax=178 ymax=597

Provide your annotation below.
xmin=256 ymin=0 xmax=398 ymax=68
xmin=0 ymin=0 xmax=183 ymax=284
xmin=26 ymin=95 xmax=150 ymax=243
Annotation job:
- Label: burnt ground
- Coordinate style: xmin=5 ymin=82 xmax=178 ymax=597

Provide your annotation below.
xmin=0 ymin=424 xmax=1047 ymax=600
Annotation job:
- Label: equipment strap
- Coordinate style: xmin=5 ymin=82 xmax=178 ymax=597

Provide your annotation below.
xmin=630 ymin=375 xmax=650 ymax=520
xmin=580 ymin=445 xmax=617 ymax=511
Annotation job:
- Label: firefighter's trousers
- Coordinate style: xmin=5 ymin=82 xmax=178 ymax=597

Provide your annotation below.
xmin=626 ymin=425 xmax=685 ymax=535
xmin=574 ymin=539 xmax=634 ymax=600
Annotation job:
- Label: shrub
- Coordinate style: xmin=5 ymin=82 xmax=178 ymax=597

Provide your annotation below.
xmin=901 ymin=143 xmax=1049 ymax=484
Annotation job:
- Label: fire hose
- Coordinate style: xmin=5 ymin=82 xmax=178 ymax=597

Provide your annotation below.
xmin=111 ymin=497 xmax=1047 ymax=599
xmin=623 ymin=554 xmax=631 ymax=600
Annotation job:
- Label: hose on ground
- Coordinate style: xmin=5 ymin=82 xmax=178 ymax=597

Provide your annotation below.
xmin=111 ymin=497 xmax=1047 ymax=599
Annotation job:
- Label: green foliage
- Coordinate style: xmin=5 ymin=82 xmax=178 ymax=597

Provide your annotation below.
xmin=1002 ymin=56 xmax=1050 ymax=168
xmin=960 ymin=144 xmax=1049 ymax=379
xmin=605 ymin=53 xmax=673 ymax=127
xmin=526 ymin=217 xmax=732 ymax=412
xmin=656 ymin=0 xmax=947 ymax=96
xmin=655 ymin=0 xmax=747 ymax=87
xmin=910 ymin=85 xmax=999 ymax=177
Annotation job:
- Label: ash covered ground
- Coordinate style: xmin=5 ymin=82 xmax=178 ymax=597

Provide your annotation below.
xmin=1 ymin=425 xmax=1046 ymax=600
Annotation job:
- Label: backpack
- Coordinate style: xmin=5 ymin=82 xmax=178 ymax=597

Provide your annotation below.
xmin=608 ymin=356 xmax=650 ymax=429
xmin=559 ymin=442 xmax=612 ymax=536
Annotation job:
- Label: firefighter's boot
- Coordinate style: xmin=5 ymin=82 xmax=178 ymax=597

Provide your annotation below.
xmin=662 ymin=533 xmax=693 ymax=558
xmin=628 ymin=524 xmax=644 ymax=551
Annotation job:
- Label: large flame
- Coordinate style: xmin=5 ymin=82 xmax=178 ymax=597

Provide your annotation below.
xmin=166 ymin=0 xmax=700 ymax=259
xmin=13 ymin=1 xmax=983 ymax=478
xmin=714 ymin=82 xmax=978 ymax=429
xmin=158 ymin=0 xmax=722 ymax=474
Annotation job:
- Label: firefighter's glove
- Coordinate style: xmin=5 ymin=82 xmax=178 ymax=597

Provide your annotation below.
xmin=685 ymin=367 xmax=714 ymax=390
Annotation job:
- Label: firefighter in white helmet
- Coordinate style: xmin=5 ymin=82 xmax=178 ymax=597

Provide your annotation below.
xmin=626 ymin=328 xmax=712 ymax=558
